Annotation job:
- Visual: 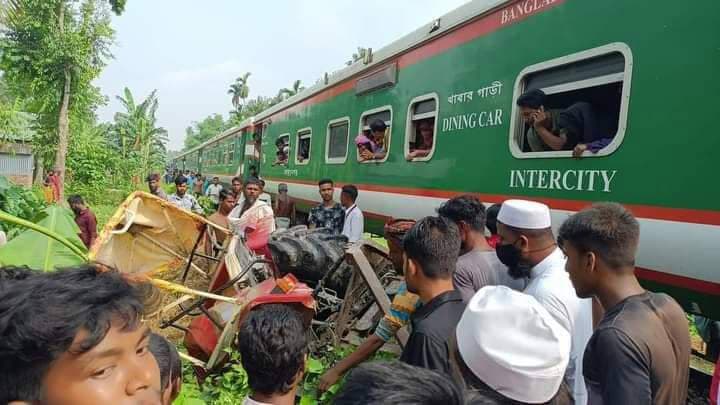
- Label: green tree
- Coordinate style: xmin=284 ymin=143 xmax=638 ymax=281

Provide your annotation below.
xmin=279 ymin=79 xmax=305 ymax=100
xmin=111 ymin=87 xmax=168 ymax=181
xmin=0 ymin=0 xmax=125 ymax=200
xmin=183 ymin=113 xmax=226 ymax=150
xmin=228 ymin=72 xmax=251 ymax=111
xmin=66 ymin=122 xmax=120 ymax=194
xmin=0 ymin=99 xmax=26 ymax=143
xmin=226 ymin=95 xmax=278 ymax=128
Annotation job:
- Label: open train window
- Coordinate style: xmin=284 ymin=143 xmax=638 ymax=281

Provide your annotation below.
xmin=357 ymin=106 xmax=392 ymax=163
xmin=326 ymin=117 xmax=350 ymax=164
xmin=272 ymin=134 xmax=290 ymax=166
xmin=509 ymin=43 xmax=632 ymax=159
xmin=405 ymin=94 xmax=439 ymax=162
xmin=295 ymin=128 xmax=312 ymax=165
xmin=228 ymin=138 xmax=235 ymax=163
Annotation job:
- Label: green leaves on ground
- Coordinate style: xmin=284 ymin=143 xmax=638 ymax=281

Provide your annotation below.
xmin=176 ymin=345 xmax=354 ymax=405
xmin=0 ymin=205 xmax=86 ymax=271
xmin=197 ymin=195 xmax=215 ymax=216
xmin=0 ymin=175 xmax=46 ymax=238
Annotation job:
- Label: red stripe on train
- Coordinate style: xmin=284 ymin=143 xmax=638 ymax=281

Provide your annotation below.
xmin=264 ymin=177 xmax=720 ymax=227
xmin=273 ymin=188 xmax=720 ymax=295
xmin=636 ymin=267 xmax=720 ymax=296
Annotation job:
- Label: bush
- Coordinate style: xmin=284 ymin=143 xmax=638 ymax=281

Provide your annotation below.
xmin=0 ymin=175 xmax=46 ymax=238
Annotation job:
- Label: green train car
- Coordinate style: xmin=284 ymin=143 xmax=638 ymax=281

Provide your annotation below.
xmin=176 ymin=123 xmax=257 ymax=181
xmin=174 ymin=0 xmax=720 ymax=319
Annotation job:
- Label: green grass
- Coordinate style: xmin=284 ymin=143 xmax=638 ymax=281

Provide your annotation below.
xmin=364 ymin=233 xmax=388 ymax=248
xmin=93 ymin=201 xmax=120 ymax=230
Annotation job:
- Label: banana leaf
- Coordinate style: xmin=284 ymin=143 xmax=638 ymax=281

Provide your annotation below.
xmin=0 ymin=205 xmax=87 ymax=271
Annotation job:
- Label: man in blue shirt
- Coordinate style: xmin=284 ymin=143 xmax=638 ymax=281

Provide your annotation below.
xmin=168 ymin=176 xmax=203 ymax=215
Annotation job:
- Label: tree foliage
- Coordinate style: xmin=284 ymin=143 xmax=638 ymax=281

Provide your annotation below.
xmin=0 ymin=175 xmax=46 ymax=237
xmin=278 ymin=79 xmax=305 ymax=100
xmin=66 ymin=87 xmax=168 ymax=198
xmin=227 ymin=72 xmax=251 ymax=111
xmin=0 ymin=205 xmax=86 ymax=271
xmin=184 ymin=113 xmax=227 ymax=150
xmin=111 ymin=87 xmax=168 ymax=174
xmin=182 ymin=73 xmax=307 ymax=152
xmin=0 ymin=0 xmax=124 ymax=198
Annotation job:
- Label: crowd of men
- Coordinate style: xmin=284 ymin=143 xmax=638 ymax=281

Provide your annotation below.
xmin=1 ymin=163 xmax=711 ymax=404
xmin=1 ymin=182 xmax=701 ymax=404
xmin=149 ymin=173 xmax=366 ymax=249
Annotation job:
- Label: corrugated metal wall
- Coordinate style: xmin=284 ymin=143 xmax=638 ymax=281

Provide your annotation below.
xmin=0 ymin=153 xmax=33 ymax=176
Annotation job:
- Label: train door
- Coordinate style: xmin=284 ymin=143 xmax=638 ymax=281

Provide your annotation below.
xmin=243 ymin=124 xmax=263 ymax=178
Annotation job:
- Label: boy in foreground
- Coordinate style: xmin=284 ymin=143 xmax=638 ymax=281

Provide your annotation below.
xmin=149 ymin=333 xmax=182 ymax=405
xmin=238 ymin=304 xmax=308 ymax=405
xmin=0 ymin=264 xmax=162 ymax=404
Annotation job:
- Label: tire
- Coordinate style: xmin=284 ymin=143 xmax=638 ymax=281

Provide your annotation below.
xmin=267 ymin=226 xmax=351 ymax=294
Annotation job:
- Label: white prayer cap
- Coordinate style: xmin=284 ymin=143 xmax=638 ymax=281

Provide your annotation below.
xmin=497 ymin=199 xmax=552 ymax=229
xmin=456 ymin=286 xmax=570 ymax=404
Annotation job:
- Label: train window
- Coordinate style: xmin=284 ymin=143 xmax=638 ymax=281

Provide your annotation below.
xmin=357 ymin=106 xmax=392 ymax=163
xmin=272 ymin=134 xmax=290 ymax=166
xmin=326 ymin=117 xmax=350 ymax=164
xmin=295 ymin=128 xmax=312 ymax=165
xmin=509 ymin=43 xmax=632 ymax=159
xmin=405 ymin=94 xmax=439 ymax=162
xmin=228 ymin=139 xmax=235 ymax=163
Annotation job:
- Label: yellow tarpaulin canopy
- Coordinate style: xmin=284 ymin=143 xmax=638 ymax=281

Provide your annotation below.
xmin=89 ymin=191 xmax=230 ymax=281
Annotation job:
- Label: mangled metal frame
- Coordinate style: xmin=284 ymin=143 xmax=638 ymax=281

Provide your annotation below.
xmin=90 ymin=191 xmax=231 ymax=282
xmin=90 ymin=192 xmax=406 ymax=371
xmin=333 ymin=239 xmax=409 ymax=348
xmin=89 ymin=192 xmax=315 ymax=372
xmin=88 ymin=192 xmax=246 ymax=369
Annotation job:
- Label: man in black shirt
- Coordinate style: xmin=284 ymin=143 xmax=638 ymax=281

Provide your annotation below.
xmin=399 ymin=216 xmax=466 ymax=373
xmin=308 ymin=178 xmax=345 ymax=235
xmin=558 ymin=203 xmax=690 ymax=405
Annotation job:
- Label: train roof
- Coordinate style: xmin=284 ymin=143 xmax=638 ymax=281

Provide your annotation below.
xmin=175 ymin=117 xmax=253 ymax=158
xmin=173 ymin=0 xmax=507 ymax=161
xmin=253 ymin=0 xmax=507 ymax=122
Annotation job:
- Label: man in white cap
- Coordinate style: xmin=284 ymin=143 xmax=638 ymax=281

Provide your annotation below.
xmin=495 ymin=199 xmax=592 ymax=405
xmin=449 ymin=285 xmax=573 ymax=404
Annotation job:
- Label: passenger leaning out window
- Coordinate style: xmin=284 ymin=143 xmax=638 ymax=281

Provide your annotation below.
xmin=407 ymin=119 xmax=434 ymax=160
xmin=272 ymin=137 xmax=289 ymax=166
xmin=517 ymin=89 xmax=615 ymax=158
xmin=359 ymin=119 xmax=387 ymax=161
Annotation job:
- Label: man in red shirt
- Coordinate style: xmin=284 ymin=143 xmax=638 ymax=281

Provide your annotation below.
xmin=67 ymin=195 xmax=98 ymax=249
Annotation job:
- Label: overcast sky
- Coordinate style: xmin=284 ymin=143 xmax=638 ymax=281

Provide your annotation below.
xmin=94 ymin=0 xmax=470 ymax=151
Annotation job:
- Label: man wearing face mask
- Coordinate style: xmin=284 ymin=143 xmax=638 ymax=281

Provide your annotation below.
xmin=495 ymin=199 xmax=592 ymax=405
